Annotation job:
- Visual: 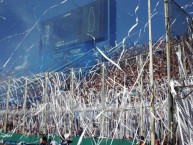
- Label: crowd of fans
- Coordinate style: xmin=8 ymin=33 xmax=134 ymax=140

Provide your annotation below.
xmin=0 ymin=35 xmax=192 ymax=144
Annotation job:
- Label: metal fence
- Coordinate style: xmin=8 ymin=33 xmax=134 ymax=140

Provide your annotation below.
xmin=168 ymin=1 xmax=193 ymax=144
xmin=169 ymin=0 xmax=193 ymax=38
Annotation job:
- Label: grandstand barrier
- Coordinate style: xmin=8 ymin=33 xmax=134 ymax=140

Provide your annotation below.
xmin=0 ymin=132 xmax=138 ymax=145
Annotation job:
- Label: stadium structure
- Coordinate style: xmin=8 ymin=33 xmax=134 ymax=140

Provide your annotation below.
xmin=0 ymin=0 xmax=193 ymax=145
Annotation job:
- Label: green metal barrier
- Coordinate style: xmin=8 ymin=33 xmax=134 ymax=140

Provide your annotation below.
xmin=0 ymin=132 xmax=136 ymax=145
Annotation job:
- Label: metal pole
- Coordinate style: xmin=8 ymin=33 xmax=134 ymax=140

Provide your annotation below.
xmin=164 ymin=0 xmax=174 ymax=144
xmin=69 ymin=68 xmax=74 ymax=136
xmin=100 ymin=63 xmax=105 ymax=137
xmin=148 ymin=0 xmax=155 ymax=144
xmin=181 ymin=41 xmax=187 ymax=78
xmin=22 ymin=77 xmax=28 ymax=133
xmin=5 ymin=79 xmax=10 ymax=133
xmin=192 ymin=18 xmax=193 ymax=38
xmin=44 ymin=72 xmax=48 ymax=134
xmin=139 ymin=55 xmax=144 ymax=136
xmin=177 ymin=46 xmax=183 ymax=80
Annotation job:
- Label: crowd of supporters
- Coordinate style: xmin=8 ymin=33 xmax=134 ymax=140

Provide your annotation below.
xmin=0 ymin=35 xmax=192 ymax=144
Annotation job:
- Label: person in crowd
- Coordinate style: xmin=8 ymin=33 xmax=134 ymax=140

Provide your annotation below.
xmin=50 ymin=137 xmax=57 ymax=145
xmin=60 ymin=134 xmax=73 ymax=145
xmin=64 ymin=129 xmax=70 ymax=139
xmin=92 ymin=125 xmax=100 ymax=138
xmin=40 ymin=135 xmax=47 ymax=145
xmin=137 ymin=136 xmax=146 ymax=145
xmin=76 ymin=127 xmax=83 ymax=137
xmin=155 ymin=133 xmax=160 ymax=145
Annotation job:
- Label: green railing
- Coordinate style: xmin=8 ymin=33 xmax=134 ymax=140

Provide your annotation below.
xmin=0 ymin=132 xmax=137 ymax=145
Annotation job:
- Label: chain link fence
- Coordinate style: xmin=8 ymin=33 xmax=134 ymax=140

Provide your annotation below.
xmin=169 ymin=0 xmax=193 ymax=38
xmin=168 ymin=1 xmax=193 ymax=144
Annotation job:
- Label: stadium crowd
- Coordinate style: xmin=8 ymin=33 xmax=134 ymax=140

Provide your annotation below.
xmin=0 ymin=35 xmax=192 ymax=144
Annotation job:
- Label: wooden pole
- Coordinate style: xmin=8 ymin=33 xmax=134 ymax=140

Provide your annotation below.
xmin=148 ymin=0 xmax=155 ymax=144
